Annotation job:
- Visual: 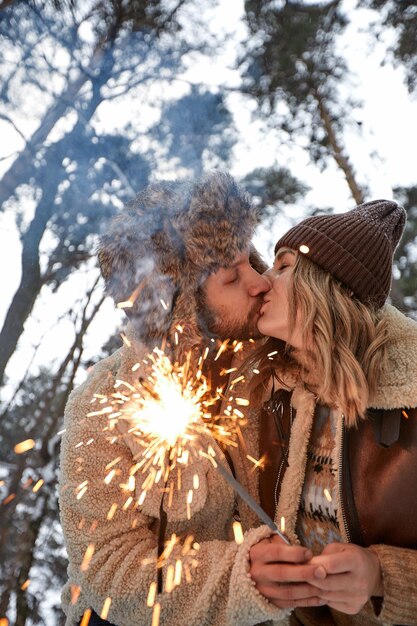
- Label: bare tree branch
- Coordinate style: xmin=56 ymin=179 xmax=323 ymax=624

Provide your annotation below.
xmin=0 ymin=113 xmax=27 ymax=144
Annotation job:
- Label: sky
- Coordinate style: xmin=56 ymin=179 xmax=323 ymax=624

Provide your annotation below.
xmin=1 ymin=0 xmax=417 ymax=393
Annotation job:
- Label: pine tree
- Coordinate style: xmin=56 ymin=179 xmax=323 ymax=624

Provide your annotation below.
xmin=240 ymin=0 xmax=366 ymax=204
xmin=360 ymin=0 xmax=417 ymax=93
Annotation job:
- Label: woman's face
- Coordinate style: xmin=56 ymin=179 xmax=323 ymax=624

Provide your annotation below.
xmin=257 ymin=248 xmax=304 ymax=349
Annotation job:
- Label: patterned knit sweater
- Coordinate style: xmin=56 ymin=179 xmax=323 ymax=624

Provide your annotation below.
xmin=296 ymin=405 xmax=342 ymax=554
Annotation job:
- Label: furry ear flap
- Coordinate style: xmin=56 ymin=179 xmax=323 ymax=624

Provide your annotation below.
xmin=168 ymin=286 xmax=202 ymax=359
xmin=150 ymin=226 xmax=185 ymax=277
xmin=98 ymin=215 xmax=186 ymax=344
xmin=97 ymin=214 xmax=144 ymax=306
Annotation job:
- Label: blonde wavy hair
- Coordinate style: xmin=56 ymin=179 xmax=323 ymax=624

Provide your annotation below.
xmin=248 ymin=250 xmax=390 ymax=426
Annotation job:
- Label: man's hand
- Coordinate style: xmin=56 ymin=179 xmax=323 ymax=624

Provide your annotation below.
xmin=309 ymin=543 xmax=383 ymax=615
xmin=249 ymin=535 xmax=325 ymax=608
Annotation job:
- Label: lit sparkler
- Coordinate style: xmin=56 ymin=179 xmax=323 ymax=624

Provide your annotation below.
xmin=87 ymin=344 xmax=243 ymax=499
xmin=83 ymin=340 xmax=289 ymax=625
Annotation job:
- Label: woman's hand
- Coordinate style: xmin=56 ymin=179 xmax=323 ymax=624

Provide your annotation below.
xmin=309 ymin=543 xmax=383 ymax=615
xmin=249 ymin=535 xmax=325 ymax=609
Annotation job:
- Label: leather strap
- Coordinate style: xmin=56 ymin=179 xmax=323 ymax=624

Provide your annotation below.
xmin=380 ymin=408 xmax=402 ymax=447
xmin=368 ymin=407 xmax=402 ymax=447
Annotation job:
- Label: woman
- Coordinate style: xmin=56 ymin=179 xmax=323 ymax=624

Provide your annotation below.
xmin=247 ymin=199 xmax=417 ymax=625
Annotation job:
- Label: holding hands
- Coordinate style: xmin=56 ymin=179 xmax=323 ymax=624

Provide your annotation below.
xmin=249 ymin=537 xmax=383 ymax=614
xmin=249 ymin=535 xmax=324 ymax=609
xmin=308 ymin=543 xmax=383 ymax=614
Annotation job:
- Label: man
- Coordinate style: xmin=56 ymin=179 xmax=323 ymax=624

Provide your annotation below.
xmin=60 ymin=172 xmax=297 ymax=626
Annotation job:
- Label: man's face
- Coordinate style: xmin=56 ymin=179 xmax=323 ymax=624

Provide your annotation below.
xmin=199 ymin=251 xmax=271 ymax=340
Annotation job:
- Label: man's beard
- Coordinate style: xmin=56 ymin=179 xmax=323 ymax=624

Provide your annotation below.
xmin=196 ymin=287 xmax=263 ymax=341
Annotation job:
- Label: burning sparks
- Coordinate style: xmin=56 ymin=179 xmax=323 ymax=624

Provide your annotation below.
xmin=80 ymin=609 xmax=92 ymax=626
xmin=107 ymin=503 xmax=118 ymax=520
xmin=80 ymin=544 xmax=95 ymax=572
xmin=232 ymin=521 xmax=244 ymax=544
xmin=2 ymin=494 xmax=16 ymax=505
xmin=86 ymin=347 xmax=246 ymax=503
xmin=120 ymin=333 xmax=131 ymax=348
xmin=104 ymin=469 xmax=116 ymax=485
xmin=230 ymin=375 xmax=244 ymax=388
xmin=151 ymin=603 xmax=161 ymax=626
xmin=32 ymin=479 xmax=44 ymax=493
xmin=142 ymin=531 xmax=200 ymax=620
xmin=246 ymin=454 xmax=267 ymax=471
xmin=70 ymin=585 xmax=81 ymax=605
xmin=76 ymin=481 xmax=88 ymax=500
xmin=117 ymin=300 xmax=134 ymax=309
xmin=14 ymin=439 xmax=35 ymax=454
xmin=147 ymin=582 xmax=157 ymax=607
xmin=100 ymin=597 xmax=112 ymax=620
xmin=323 ymin=488 xmax=332 ymax=502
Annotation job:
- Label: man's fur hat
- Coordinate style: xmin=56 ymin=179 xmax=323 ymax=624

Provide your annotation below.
xmin=98 ymin=171 xmax=262 ymax=352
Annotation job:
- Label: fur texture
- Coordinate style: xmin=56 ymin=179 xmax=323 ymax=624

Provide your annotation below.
xmin=98 ymin=172 xmax=260 ymax=353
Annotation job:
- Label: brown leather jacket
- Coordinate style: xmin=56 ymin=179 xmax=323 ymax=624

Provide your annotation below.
xmin=259 ymin=389 xmax=417 ymax=549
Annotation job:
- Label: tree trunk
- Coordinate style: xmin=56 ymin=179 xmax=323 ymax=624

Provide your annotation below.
xmin=0 ymin=24 xmax=118 ymax=210
xmin=1 ymin=290 xmax=104 ymax=624
xmin=0 ymin=54 xmax=115 ymax=387
xmin=0 ymin=455 xmax=26 ymax=551
xmin=0 ymin=571 xmax=15 ymax=619
xmin=39 ymin=281 xmax=105 ymax=460
xmin=13 ymin=491 xmax=49 ymax=626
xmin=0 ymin=176 xmax=61 ymax=387
xmin=315 ymin=91 xmax=365 ymax=205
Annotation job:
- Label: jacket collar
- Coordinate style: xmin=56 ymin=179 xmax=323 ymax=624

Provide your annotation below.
xmin=370 ymin=305 xmax=417 ymax=410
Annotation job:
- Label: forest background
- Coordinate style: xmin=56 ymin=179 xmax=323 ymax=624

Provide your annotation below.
xmin=0 ymin=0 xmax=416 ymax=624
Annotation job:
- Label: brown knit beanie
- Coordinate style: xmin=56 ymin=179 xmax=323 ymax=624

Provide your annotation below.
xmin=274 ymin=199 xmax=406 ymax=308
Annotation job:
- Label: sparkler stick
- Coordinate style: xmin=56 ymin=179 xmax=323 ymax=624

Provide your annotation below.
xmin=213 ymin=459 xmax=291 ymax=545
xmin=157 ymin=447 xmax=171 ymax=594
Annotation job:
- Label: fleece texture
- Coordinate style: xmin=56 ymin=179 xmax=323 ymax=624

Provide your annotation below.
xmin=59 ymin=338 xmax=289 ymax=626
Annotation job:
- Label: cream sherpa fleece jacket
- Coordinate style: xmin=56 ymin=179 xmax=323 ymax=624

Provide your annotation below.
xmin=59 ymin=339 xmax=288 ymax=626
